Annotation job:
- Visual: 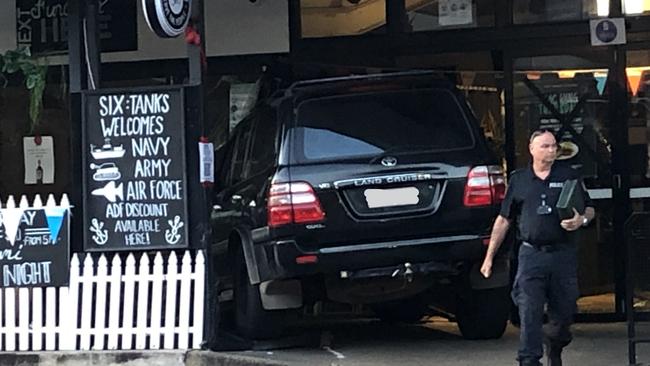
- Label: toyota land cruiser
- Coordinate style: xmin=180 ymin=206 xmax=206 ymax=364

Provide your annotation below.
xmin=211 ymin=71 xmax=511 ymax=340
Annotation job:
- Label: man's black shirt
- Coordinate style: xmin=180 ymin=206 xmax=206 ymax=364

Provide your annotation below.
xmin=500 ymin=162 xmax=593 ymax=246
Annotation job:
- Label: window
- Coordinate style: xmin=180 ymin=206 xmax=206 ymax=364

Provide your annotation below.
xmin=300 ymin=0 xmax=387 ymax=38
xmin=227 ymin=120 xmax=253 ymax=185
xmin=245 ymin=108 xmax=278 ymax=178
xmin=513 ymin=0 xmax=605 ymax=24
xmin=406 ymin=0 xmax=495 ymax=31
xmin=216 ymin=141 xmax=235 ymax=188
xmin=623 ymin=0 xmax=650 ymax=16
xmin=292 ymin=89 xmax=475 ymax=163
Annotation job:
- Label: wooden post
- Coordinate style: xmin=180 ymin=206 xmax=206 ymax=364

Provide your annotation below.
xmin=183 ymin=0 xmax=218 ymax=350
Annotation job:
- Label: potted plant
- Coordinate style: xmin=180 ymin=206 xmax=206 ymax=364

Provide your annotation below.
xmin=0 ymin=47 xmax=48 ymax=132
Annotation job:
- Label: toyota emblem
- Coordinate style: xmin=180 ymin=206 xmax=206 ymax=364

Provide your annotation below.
xmin=381 ymin=156 xmax=398 ymax=167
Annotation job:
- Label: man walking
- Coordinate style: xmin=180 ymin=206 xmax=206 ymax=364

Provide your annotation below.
xmin=480 ymin=129 xmax=595 ymax=366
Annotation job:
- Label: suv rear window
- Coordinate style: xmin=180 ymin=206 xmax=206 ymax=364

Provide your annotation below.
xmin=292 ymin=88 xmax=475 ymax=163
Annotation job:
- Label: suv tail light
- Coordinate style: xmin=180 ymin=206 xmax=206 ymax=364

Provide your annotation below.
xmin=268 ymin=182 xmax=325 ymax=227
xmin=463 ymin=165 xmax=506 ymax=207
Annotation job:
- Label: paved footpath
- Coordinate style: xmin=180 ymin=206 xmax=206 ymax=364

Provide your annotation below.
xmin=234 ymin=319 xmax=647 ymax=366
xmin=0 ymin=320 xmax=646 ymax=366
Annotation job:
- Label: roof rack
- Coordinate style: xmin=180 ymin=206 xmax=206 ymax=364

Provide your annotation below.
xmin=284 ymin=70 xmax=445 ymax=97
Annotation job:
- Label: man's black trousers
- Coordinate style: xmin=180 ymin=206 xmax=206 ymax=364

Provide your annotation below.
xmin=512 ymin=242 xmax=579 ymax=364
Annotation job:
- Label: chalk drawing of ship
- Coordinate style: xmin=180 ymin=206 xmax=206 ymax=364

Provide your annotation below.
xmin=91 ymin=138 xmax=125 ymax=160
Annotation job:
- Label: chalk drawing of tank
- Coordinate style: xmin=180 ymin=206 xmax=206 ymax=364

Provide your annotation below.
xmin=90 ymin=162 xmax=121 ymax=181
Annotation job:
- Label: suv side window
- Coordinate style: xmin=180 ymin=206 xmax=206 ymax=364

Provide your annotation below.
xmin=227 ymin=117 xmax=253 ymax=185
xmin=245 ymin=107 xmax=278 ymax=179
xmin=216 ymin=140 xmax=235 ymax=188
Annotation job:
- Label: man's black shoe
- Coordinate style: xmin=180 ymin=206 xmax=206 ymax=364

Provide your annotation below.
xmin=519 ymin=361 xmax=542 ymax=366
xmin=544 ymin=338 xmax=563 ymax=366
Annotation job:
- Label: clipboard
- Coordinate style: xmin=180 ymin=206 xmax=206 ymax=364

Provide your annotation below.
xmin=555 ymin=179 xmax=585 ymax=220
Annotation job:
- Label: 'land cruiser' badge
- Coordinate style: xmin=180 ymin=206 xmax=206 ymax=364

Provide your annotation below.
xmin=143 ymin=0 xmax=192 ymax=38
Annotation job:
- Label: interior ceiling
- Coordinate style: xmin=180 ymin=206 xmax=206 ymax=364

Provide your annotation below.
xmin=300 ymin=0 xmax=437 ymax=37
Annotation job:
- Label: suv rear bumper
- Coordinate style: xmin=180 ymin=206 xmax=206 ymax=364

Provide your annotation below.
xmin=252 ymin=234 xmax=487 ymax=282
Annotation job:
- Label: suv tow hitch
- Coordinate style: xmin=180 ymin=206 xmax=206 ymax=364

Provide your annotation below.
xmin=339 ymin=260 xmax=457 ymax=281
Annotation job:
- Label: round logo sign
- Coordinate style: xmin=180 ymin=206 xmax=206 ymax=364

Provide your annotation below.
xmin=143 ymin=0 xmax=192 ymax=38
xmin=595 ymin=20 xmax=618 ymax=43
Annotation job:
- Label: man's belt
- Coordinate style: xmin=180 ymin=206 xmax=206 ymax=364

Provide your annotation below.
xmin=522 ymin=241 xmax=570 ymax=253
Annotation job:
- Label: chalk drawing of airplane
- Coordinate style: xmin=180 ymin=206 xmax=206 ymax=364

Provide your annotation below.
xmin=91 ymin=181 xmax=124 ymax=202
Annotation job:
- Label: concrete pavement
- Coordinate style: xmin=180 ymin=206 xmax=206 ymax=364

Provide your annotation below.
xmin=0 ymin=320 xmax=645 ymax=366
xmin=234 ymin=319 xmax=643 ymax=366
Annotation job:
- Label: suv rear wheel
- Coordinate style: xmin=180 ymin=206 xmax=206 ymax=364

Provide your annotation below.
xmin=233 ymin=246 xmax=288 ymax=339
xmin=456 ymin=286 xmax=510 ymax=340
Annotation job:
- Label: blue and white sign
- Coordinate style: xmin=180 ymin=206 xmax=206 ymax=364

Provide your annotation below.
xmin=0 ymin=195 xmax=71 ymax=288
xmin=590 ymin=18 xmax=626 ymax=46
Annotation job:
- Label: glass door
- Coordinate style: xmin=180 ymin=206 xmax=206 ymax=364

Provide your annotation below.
xmin=511 ymin=51 xmax=624 ymax=315
xmin=625 ymin=50 xmax=650 ymax=313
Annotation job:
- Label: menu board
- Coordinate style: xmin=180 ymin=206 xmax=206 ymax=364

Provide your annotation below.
xmin=0 ymin=206 xmax=70 ymax=287
xmin=83 ymin=87 xmax=188 ymax=251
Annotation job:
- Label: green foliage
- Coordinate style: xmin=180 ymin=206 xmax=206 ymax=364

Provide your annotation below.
xmin=0 ymin=47 xmax=48 ymax=131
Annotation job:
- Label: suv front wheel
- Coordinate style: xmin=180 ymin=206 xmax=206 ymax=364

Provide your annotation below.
xmin=456 ymin=285 xmax=510 ymax=340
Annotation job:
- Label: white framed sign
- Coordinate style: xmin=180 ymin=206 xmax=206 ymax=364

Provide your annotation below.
xmin=142 ymin=0 xmax=192 ymax=38
xmin=439 ymin=0 xmax=473 ymax=26
xmin=23 ymin=136 xmax=55 ymax=185
xmin=590 ymin=18 xmax=626 ymax=46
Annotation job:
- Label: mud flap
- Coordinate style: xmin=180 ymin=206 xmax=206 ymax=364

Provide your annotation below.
xmin=259 ymin=279 xmax=303 ymax=310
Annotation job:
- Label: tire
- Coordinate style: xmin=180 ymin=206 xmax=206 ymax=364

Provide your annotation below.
xmin=371 ymin=299 xmax=428 ymax=324
xmin=233 ymin=246 xmax=286 ymax=339
xmin=456 ymin=286 xmax=510 ymax=340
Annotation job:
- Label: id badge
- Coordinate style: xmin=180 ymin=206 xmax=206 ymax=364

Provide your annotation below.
xmin=537 ymin=194 xmax=553 ymax=215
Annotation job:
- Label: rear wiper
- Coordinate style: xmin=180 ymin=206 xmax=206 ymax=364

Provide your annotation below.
xmin=368 ymin=145 xmax=433 ymax=165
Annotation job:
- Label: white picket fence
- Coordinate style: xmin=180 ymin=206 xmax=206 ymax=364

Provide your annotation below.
xmin=0 ymin=250 xmax=205 ymax=351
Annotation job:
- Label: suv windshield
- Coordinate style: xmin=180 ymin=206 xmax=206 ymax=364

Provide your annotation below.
xmin=292 ymin=88 xmax=475 ymax=163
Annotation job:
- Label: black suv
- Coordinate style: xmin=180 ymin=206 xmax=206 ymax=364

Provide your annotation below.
xmin=212 ymin=72 xmax=511 ymax=340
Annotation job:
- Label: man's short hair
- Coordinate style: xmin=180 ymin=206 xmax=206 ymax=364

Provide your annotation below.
xmin=529 ymin=129 xmax=556 ymax=144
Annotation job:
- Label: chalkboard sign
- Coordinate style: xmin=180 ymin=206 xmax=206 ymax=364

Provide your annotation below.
xmin=16 ymin=0 xmax=137 ymax=55
xmin=83 ymin=87 xmax=188 ymax=251
xmin=0 ymin=204 xmax=70 ymax=287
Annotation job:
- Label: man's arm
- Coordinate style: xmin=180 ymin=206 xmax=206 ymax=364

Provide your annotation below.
xmin=560 ymin=206 xmax=595 ymax=231
xmin=480 ymin=215 xmax=512 ymax=278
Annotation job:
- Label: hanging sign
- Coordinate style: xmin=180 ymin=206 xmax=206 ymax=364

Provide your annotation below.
xmin=142 ymin=0 xmax=192 ymax=38
xmin=0 ymin=196 xmax=71 ymax=288
xmin=82 ymin=87 xmax=189 ymax=251
xmin=590 ymin=18 xmax=626 ymax=46
xmin=198 ymin=139 xmax=214 ymax=185
xmin=23 ymin=136 xmax=55 ymax=185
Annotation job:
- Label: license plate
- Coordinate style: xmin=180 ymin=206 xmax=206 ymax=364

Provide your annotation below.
xmin=364 ymin=187 xmax=420 ymax=208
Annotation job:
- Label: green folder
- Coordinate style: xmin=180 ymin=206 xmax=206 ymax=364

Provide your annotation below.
xmin=556 ymin=179 xmax=585 ymax=220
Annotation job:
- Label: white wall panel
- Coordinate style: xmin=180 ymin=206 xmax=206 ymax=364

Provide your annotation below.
xmin=205 ymin=0 xmax=290 ymax=57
